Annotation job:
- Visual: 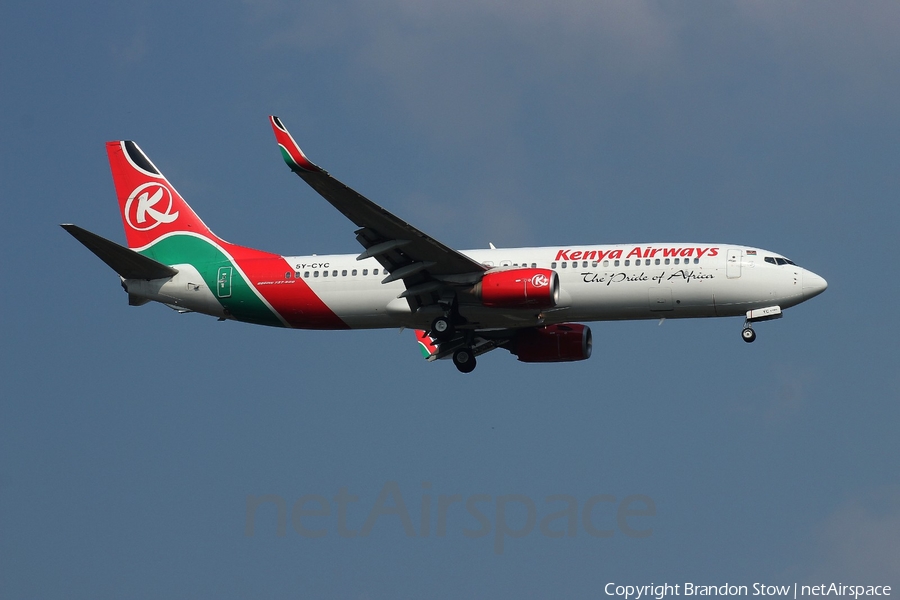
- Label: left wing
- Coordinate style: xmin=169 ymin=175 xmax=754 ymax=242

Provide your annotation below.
xmin=269 ymin=116 xmax=487 ymax=310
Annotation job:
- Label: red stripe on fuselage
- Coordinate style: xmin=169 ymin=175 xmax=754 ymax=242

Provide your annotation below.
xmin=226 ymin=244 xmax=348 ymax=330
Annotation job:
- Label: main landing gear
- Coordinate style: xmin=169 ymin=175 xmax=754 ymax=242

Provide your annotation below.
xmin=430 ymin=315 xmax=454 ymax=341
xmin=453 ymin=348 xmax=477 ymax=373
xmin=431 ymin=299 xmax=476 ymax=373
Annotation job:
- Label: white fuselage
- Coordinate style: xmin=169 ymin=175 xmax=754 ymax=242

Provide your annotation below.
xmin=279 ymin=243 xmax=826 ymax=331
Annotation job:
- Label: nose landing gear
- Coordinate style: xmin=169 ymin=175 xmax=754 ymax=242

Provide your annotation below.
xmin=741 ymin=325 xmax=756 ymax=343
xmin=740 ymin=306 xmax=782 ymax=343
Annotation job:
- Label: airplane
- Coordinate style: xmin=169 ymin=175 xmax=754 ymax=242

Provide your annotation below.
xmin=62 ymin=116 xmax=827 ymax=373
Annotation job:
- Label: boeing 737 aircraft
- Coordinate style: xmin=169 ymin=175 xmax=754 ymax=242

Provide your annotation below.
xmin=63 ymin=116 xmax=827 ymax=372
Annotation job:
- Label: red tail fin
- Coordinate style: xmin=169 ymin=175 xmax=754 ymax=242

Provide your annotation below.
xmin=107 ymin=141 xmax=219 ymax=249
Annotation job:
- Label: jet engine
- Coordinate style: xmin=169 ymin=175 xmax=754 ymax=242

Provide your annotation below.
xmin=476 ymin=268 xmax=559 ymax=309
xmin=509 ymin=323 xmax=593 ymax=363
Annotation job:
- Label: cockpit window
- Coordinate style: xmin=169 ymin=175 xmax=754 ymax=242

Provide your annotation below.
xmin=765 ymin=256 xmax=797 ymax=266
xmin=765 ymin=257 xmax=777 ymax=265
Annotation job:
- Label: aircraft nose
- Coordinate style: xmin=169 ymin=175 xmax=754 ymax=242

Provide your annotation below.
xmin=802 ymin=270 xmax=828 ymax=299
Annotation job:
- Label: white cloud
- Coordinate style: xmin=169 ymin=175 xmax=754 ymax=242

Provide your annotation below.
xmin=245 ymin=0 xmax=679 ymax=142
xmin=245 ymin=0 xmax=900 ymax=157
xmin=735 ymin=1 xmax=900 ymax=109
xmin=803 ymin=487 xmax=900 ymax=581
xmin=112 ymin=30 xmax=148 ymax=66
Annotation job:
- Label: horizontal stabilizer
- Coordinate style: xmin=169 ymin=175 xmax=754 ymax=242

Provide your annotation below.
xmin=61 ymin=224 xmax=178 ymax=280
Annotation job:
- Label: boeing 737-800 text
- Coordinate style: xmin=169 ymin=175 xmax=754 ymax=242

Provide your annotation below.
xmin=62 ymin=116 xmax=827 ymax=372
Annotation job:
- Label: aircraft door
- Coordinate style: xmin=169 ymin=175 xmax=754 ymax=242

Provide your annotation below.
xmin=217 ymin=266 xmax=233 ymax=298
xmin=726 ymin=249 xmax=742 ymax=279
xmin=649 ymin=288 xmax=673 ymax=311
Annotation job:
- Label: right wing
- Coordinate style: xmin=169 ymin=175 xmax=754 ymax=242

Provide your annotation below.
xmin=414 ymin=329 xmax=509 ymax=362
xmin=269 ymin=116 xmax=487 ymax=310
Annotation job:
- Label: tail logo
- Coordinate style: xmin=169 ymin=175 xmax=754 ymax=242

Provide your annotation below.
xmin=124 ymin=182 xmax=179 ymax=231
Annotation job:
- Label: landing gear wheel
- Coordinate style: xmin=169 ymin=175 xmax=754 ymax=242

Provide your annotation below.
xmin=453 ymin=348 xmax=477 ymax=373
xmin=742 ymin=327 xmax=756 ymax=343
xmin=431 ymin=316 xmax=454 ymax=341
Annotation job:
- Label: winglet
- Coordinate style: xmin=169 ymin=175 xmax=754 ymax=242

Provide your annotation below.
xmin=415 ymin=330 xmax=439 ymax=361
xmin=269 ymin=116 xmax=319 ymax=173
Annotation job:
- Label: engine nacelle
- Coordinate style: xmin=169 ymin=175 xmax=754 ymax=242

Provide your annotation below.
xmin=510 ymin=323 xmax=593 ymax=363
xmin=477 ymin=268 xmax=559 ymax=309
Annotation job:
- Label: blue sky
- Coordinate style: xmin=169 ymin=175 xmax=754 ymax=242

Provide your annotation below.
xmin=1 ymin=1 xmax=899 ymax=597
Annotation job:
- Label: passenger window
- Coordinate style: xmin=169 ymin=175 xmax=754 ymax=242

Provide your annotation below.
xmin=551 ymin=262 xmax=557 ymax=269
xmin=373 ymin=269 xmax=379 ymax=275
xmin=295 ymin=271 xmax=301 ymax=278
xmin=694 ymin=258 xmax=699 ymax=264
xmin=363 ymin=269 xmax=368 ymax=275
xmin=675 ymin=258 xmax=680 ymax=264
xmin=352 ymin=269 xmax=357 ymax=276
xmin=603 ymin=260 xmax=609 ymax=267
xmin=323 ymin=270 xmax=328 ymax=277
xmin=655 ymin=259 xmax=660 ymax=265
xmin=531 ymin=263 xmax=537 ymax=268
xmin=304 ymin=271 xmax=310 ymax=278
xmin=582 ymin=261 xmax=588 ymax=268
xmin=614 ymin=260 xmax=620 ymax=267
xmin=592 ymin=261 xmax=598 ymax=267
xmin=314 ymin=271 xmax=319 ymax=277
xmin=665 ymin=258 xmax=670 ymax=265
xmin=625 ymin=260 xmax=630 ymax=266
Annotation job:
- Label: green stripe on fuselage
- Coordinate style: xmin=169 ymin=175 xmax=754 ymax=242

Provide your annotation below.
xmin=139 ymin=235 xmax=284 ymax=327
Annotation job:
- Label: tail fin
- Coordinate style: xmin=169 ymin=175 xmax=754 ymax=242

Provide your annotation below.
xmin=107 ymin=141 xmax=219 ymax=250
